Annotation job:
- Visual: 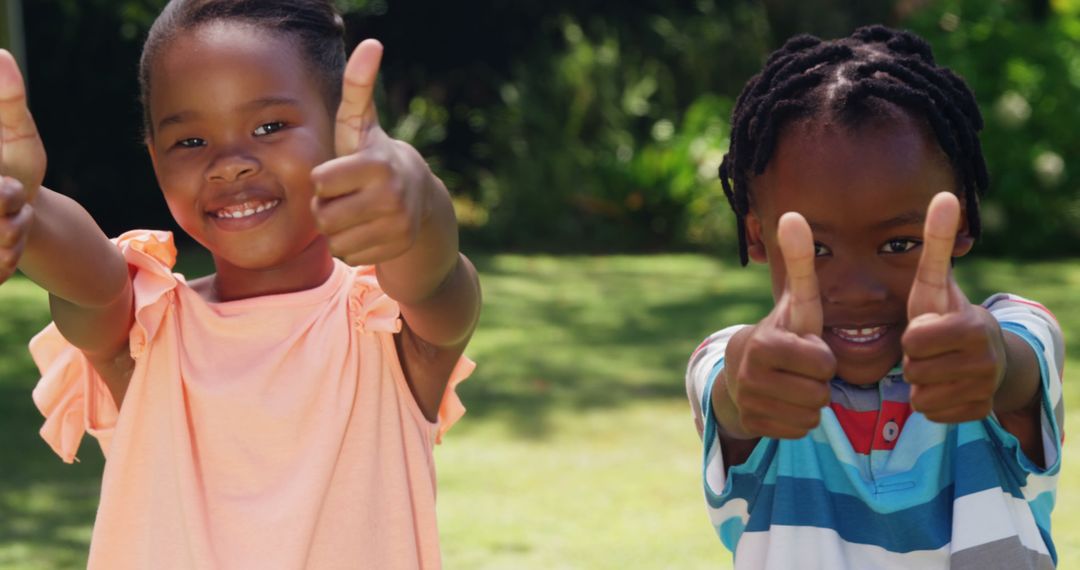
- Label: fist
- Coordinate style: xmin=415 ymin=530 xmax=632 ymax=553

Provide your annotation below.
xmin=310 ymin=40 xmax=433 ymax=266
xmin=726 ymin=212 xmax=837 ymax=439
xmin=0 ymin=49 xmax=46 ymax=283
xmin=0 ymin=176 xmax=31 ymax=283
xmin=902 ymin=192 xmax=1005 ymax=423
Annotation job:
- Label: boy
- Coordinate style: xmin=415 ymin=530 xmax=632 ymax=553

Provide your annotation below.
xmin=686 ymin=26 xmax=1064 ymax=569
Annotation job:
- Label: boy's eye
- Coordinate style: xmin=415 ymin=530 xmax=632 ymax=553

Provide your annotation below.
xmin=175 ymin=138 xmax=205 ymax=149
xmin=254 ymin=122 xmax=287 ymax=136
xmin=814 ymin=242 xmax=831 ymax=257
xmin=880 ymin=238 xmax=921 ymax=254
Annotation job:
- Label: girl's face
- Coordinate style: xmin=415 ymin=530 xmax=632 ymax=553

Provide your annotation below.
xmin=146 ymin=22 xmax=335 ymax=274
xmin=745 ymin=115 xmax=974 ymax=385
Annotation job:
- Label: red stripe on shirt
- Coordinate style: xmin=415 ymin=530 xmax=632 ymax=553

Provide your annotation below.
xmin=691 ymin=338 xmax=713 ymax=359
xmin=994 ymin=296 xmax=1061 ymax=327
xmin=830 ymin=401 xmax=914 ymax=454
xmin=830 ymin=404 xmax=877 ymax=454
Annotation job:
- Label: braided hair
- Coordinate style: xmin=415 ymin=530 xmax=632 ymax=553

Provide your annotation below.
xmin=719 ymin=25 xmax=988 ymax=265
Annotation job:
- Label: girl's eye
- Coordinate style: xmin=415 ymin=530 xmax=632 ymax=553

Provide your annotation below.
xmin=254 ymin=122 xmax=287 ymax=136
xmin=814 ymin=242 xmax=831 ymax=257
xmin=176 ymin=138 xmax=205 ymax=149
xmin=880 ymin=238 xmax=921 ymax=254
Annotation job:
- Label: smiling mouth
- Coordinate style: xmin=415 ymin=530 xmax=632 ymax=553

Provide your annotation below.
xmin=829 ymin=326 xmax=889 ymax=344
xmin=211 ymin=199 xmax=281 ymax=219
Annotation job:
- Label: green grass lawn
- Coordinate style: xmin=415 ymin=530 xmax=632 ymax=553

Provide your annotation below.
xmin=1 ymin=253 xmax=1077 ymax=569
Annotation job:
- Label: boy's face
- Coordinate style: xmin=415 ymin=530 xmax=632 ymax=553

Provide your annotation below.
xmin=745 ymin=115 xmax=974 ymax=385
xmin=145 ymin=22 xmax=336 ymax=273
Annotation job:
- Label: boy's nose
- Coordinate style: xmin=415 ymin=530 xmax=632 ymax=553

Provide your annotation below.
xmin=206 ymin=153 xmax=260 ymax=183
xmin=822 ymin=262 xmax=889 ymax=307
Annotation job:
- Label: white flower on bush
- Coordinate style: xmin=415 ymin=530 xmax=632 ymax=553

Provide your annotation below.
xmin=995 ymin=90 xmax=1031 ymax=129
xmin=1033 ymin=150 xmax=1065 ymax=188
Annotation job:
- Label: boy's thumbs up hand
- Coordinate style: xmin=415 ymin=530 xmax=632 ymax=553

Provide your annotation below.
xmin=776 ymin=212 xmax=823 ymax=336
xmin=723 ymin=212 xmax=836 ymax=440
xmin=906 ymin=192 xmax=966 ymax=318
xmin=902 ymin=192 xmax=1005 ymax=423
xmin=311 ymin=40 xmax=433 ymax=267
xmin=0 ymin=50 xmax=44 ymax=284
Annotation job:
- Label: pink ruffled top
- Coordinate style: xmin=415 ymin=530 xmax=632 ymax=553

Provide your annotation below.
xmin=30 ymin=230 xmax=472 ymax=570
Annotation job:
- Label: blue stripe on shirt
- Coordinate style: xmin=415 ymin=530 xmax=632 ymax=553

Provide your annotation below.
xmin=742 ymin=475 xmax=955 ymax=552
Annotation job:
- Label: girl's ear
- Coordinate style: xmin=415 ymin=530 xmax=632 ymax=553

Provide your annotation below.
xmin=952 ymin=207 xmax=975 ymax=258
xmin=146 ymin=138 xmax=159 ymax=169
xmin=745 ymin=212 xmax=768 ymax=263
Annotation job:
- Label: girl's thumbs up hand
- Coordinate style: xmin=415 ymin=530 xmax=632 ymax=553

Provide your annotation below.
xmin=0 ymin=50 xmax=44 ymax=284
xmin=722 ymin=212 xmax=836 ymax=440
xmin=310 ymin=40 xmax=433 ymax=267
xmin=902 ymin=192 xmax=1005 ymax=423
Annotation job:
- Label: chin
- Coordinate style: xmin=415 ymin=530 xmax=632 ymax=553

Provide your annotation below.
xmin=835 ymin=360 xmax=899 ymax=386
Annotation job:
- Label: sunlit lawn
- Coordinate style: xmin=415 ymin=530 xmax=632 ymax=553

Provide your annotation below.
xmin=1 ymin=252 xmax=1077 ymax=569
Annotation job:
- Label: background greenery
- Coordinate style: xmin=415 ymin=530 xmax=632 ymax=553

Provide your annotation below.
xmin=11 ymin=0 xmax=1080 ymax=255
xmin=2 ymin=0 xmax=1078 ymax=568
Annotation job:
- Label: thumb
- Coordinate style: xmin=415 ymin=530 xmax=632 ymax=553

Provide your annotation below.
xmin=0 ymin=49 xmax=45 ymax=197
xmin=776 ymin=211 xmax=823 ymax=336
xmin=335 ymin=39 xmax=384 ymax=157
xmin=908 ymin=192 xmax=961 ymax=319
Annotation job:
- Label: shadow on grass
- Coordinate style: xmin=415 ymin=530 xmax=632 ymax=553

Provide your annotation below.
xmin=2 ymin=253 xmax=1075 ymax=564
xmin=457 ymin=254 xmax=774 ymax=439
xmin=1 ymin=278 xmax=102 ymax=568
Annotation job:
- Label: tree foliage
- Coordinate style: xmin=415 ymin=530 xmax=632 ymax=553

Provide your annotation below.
xmin=18 ymin=0 xmax=1080 ymax=256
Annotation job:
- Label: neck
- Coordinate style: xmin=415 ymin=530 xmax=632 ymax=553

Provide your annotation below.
xmin=208 ymin=237 xmax=336 ymax=302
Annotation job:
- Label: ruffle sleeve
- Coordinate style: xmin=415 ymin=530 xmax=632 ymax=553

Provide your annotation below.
xmin=436 ymin=355 xmax=474 ymax=443
xmin=29 ymin=230 xmax=178 ymax=463
xmin=348 ymin=266 xmax=474 ymax=444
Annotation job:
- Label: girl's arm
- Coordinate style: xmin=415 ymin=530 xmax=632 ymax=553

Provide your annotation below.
xmin=0 ymin=51 xmax=135 ymax=408
xmin=375 ymin=158 xmax=480 ymax=421
xmin=311 ymin=40 xmax=480 ymax=421
xmin=20 ymin=188 xmax=135 ymax=409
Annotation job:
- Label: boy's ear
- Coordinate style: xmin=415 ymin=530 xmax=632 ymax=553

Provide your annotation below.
xmin=952 ymin=206 xmax=975 ymax=258
xmin=745 ymin=212 xmax=768 ymax=263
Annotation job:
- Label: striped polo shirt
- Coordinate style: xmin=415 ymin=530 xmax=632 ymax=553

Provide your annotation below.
xmin=686 ymin=294 xmax=1065 ymax=569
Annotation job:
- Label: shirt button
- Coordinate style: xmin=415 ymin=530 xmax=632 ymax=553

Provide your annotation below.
xmin=882 ymin=420 xmax=900 ymax=442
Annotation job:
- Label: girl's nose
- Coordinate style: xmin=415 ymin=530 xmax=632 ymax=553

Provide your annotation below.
xmin=822 ymin=261 xmax=889 ymax=307
xmin=206 ymin=153 xmax=260 ymax=183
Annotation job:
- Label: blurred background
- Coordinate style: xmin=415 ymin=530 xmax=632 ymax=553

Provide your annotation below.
xmin=1 ymin=0 xmax=1077 ymax=568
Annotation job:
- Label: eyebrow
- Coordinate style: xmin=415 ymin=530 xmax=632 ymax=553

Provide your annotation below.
xmin=808 ymin=210 xmax=925 ymax=233
xmin=156 ymin=111 xmax=197 ymax=132
xmin=240 ymin=96 xmax=301 ymax=113
xmin=872 ymin=210 xmax=926 ymax=230
xmin=156 ymin=97 xmax=300 ymax=132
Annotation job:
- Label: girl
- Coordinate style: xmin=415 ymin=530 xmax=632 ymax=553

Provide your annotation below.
xmin=684 ymin=26 xmax=1064 ymax=568
xmin=0 ymin=1 xmax=480 ymax=568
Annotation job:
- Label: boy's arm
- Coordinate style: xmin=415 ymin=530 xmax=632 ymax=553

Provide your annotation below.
xmin=904 ymin=194 xmax=1058 ymax=466
xmin=991 ymin=322 xmax=1042 ymax=464
xmin=691 ymin=214 xmax=836 ymax=468
xmin=708 ymin=325 xmax=766 ymax=467
xmin=985 ymin=295 xmax=1065 ymax=467
xmin=311 ymin=40 xmax=480 ymax=421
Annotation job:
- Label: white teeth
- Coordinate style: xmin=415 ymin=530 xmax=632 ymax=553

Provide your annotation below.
xmin=831 ymin=326 xmax=887 ymax=343
xmin=213 ymin=199 xmax=280 ymax=219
